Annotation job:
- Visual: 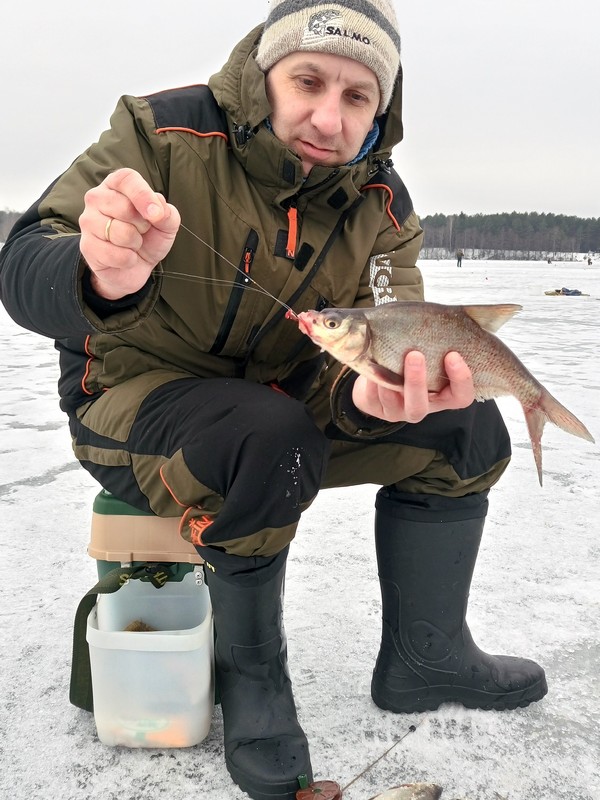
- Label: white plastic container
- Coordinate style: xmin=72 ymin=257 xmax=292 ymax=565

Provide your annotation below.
xmin=86 ymin=569 xmax=214 ymax=748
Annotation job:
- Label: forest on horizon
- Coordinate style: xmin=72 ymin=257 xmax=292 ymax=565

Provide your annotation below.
xmin=2 ymin=208 xmax=599 ymax=256
xmin=420 ymin=211 xmax=599 ymax=257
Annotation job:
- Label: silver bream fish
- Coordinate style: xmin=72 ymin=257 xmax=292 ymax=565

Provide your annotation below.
xmin=295 ymin=301 xmax=595 ymax=485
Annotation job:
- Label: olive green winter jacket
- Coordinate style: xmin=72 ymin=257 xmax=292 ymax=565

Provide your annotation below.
xmin=0 ymin=25 xmax=424 ymax=435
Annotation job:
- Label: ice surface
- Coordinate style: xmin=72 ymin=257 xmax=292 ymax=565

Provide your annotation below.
xmin=1 ymin=260 xmax=599 ymax=800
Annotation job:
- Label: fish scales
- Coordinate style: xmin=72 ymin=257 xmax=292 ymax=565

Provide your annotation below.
xmin=364 ymin=302 xmax=535 ymax=400
xmin=294 ymin=301 xmax=595 ymax=485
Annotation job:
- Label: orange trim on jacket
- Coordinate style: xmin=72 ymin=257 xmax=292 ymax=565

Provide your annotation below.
xmin=159 ymin=464 xmax=187 ymax=507
xmin=80 ymin=336 xmax=95 ymax=396
xmin=361 ymin=184 xmax=401 ymax=231
xmin=155 ymin=126 xmax=229 ymax=142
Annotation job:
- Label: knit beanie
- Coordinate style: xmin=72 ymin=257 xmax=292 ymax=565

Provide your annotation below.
xmin=256 ymin=0 xmax=401 ymax=114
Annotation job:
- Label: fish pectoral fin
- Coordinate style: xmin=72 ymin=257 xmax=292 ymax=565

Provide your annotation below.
xmin=362 ymin=361 xmax=405 ymax=389
xmin=462 ymin=304 xmax=522 ymax=333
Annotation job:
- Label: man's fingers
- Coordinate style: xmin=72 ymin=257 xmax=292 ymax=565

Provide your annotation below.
xmin=442 ymin=352 xmax=475 ymax=406
xmin=402 ymin=351 xmax=430 ymax=422
xmin=444 ymin=351 xmax=470 ymax=380
xmin=84 ymin=170 xmax=180 ymax=242
xmin=105 ymin=170 xmax=180 ymax=234
xmin=100 ymin=216 xmax=144 ymax=251
xmin=83 ymin=189 xmax=150 ymax=243
xmin=376 ymin=385 xmax=406 ymax=420
xmin=103 ymin=168 xmax=165 ymax=222
xmin=352 ymin=351 xmax=476 ymax=423
xmin=79 ymin=169 xmax=181 ymax=300
xmin=150 ymin=200 xmax=181 ymax=235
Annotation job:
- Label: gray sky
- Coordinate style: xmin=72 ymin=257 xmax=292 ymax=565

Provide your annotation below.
xmin=1 ymin=0 xmax=598 ymax=218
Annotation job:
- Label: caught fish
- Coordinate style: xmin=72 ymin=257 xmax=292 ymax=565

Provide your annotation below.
xmin=294 ymin=301 xmax=595 ymax=485
xmin=368 ymin=784 xmax=443 ymax=800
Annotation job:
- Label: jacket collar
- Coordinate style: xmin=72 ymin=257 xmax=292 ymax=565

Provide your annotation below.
xmin=208 ymin=25 xmax=404 ymax=208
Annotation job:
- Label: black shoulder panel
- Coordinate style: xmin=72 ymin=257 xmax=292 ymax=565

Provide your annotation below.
xmin=143 ymin=85 xmax=228 ymax=136
xmin=362 ymin=168 xmax=414 ymax=226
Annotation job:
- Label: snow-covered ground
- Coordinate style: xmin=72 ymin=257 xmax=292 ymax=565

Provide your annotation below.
xmin=1 ymin=260 xmax=599 ymax=800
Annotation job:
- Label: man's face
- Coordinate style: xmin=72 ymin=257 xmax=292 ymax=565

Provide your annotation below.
xmin=265 ymin=51 xmax=381 ymax=176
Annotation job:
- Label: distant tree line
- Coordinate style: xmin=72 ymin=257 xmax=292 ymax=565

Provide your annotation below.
xmin=3 ymin=207 xmax=599 ymax=259
xmin=420 ymin=211 xmax=600 ymax=259
xmin=0 ymin=210 xmax=21 ymax=243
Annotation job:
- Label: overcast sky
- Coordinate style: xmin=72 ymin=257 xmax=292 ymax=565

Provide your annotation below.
xmin=1 ymin=0 xmax=597 ymax=218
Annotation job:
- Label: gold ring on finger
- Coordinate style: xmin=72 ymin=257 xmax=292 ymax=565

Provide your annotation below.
xmin=104 ymin=218 xmax=114 ymax=243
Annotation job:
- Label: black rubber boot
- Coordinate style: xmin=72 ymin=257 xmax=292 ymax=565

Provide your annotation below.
xmin=371 ymin=489 xmax=548 ymax=713
xmin=203 ymin=547 xmax=312 ymax=800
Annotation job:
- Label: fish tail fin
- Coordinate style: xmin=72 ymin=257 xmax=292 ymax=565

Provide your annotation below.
xmin=523 ymin=408 xmax=545 ymax=486
xmin=524 ymin=391 xmax=595 ymax=486
xmin=539 ymin=390 xmax=595 ymax=444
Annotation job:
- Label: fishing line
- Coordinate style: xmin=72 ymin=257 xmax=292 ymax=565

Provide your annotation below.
xmin=164 ymin=222 xmax=299 ymax=319
xmin=151 ymin=270 xmax=281 ymax=298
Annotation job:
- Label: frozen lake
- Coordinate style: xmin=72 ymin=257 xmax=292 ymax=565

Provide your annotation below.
xmin=1 ymin=259 xmax=599 ymax=800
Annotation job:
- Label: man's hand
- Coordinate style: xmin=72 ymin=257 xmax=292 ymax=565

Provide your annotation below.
xmin=79 ymin=168 xmax=181 ymax=300
xmin=352 ymin=350 xmax=475 ymax=423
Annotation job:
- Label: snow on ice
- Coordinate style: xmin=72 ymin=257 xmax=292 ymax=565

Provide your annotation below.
xmin=1 ymin=259 xmax=599 ymax=800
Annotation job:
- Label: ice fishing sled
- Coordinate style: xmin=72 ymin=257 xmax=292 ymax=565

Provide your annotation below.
xmin=544 ymin=287 xmax=589 ymax=296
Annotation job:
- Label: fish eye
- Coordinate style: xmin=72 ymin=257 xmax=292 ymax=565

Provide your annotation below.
xmin=324 ymin=318 xmax=339 ymax=329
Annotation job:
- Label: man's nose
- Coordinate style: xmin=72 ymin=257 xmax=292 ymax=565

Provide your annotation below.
xmin=311 ymin=93 xmax=343 ymax=136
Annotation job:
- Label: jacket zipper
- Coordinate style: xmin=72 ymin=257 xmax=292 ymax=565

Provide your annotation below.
xmin=243 ymin=195 xmax=365 ymax=362
xmin=282 ymin=171 xmax=340 ymax=261
xmin=210 ymin=229 xmax=258 ymax=355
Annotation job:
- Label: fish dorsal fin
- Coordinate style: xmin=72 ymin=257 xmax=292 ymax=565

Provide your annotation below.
xmin=462 ymin=304 xmax=522 ymax=333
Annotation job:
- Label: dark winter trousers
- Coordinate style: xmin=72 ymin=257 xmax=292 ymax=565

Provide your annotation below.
xmin=69 ymin=376 xmax=511 ymax=567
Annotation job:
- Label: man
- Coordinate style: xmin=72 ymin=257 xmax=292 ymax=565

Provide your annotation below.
xmin=0 ymin=2 xmax=547 ymax=798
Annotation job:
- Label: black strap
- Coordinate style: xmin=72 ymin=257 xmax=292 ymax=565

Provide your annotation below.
xmin=70 ymin=564 xmax=172 ymax=712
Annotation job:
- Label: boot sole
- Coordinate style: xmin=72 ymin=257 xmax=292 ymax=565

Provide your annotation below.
xmin=372 ymin=674 xmax=549 ymax=713
xmin=226 ymin=761 xmax=313 ymax=800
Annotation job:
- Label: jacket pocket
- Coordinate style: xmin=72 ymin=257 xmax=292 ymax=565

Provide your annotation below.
xmin=209 ymin=229 xmax=259 ymax=355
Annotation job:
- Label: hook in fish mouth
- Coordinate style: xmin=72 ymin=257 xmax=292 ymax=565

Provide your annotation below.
xmin=293 ymin=310 xmax=313 ymax=337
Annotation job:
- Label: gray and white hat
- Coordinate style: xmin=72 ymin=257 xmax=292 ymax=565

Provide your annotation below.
xmin=256 ymin=0 xmax=401 ymax=114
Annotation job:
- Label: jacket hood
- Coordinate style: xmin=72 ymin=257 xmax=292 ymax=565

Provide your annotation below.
xmin=208 ymin=24 xmax=405 ymax=182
